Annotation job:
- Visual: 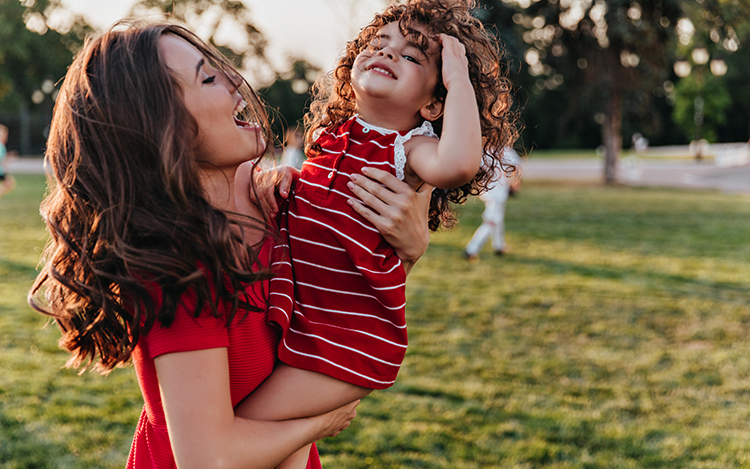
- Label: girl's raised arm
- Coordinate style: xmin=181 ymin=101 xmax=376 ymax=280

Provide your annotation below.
xmin=406 ymin=34 xmax=482 ymax=190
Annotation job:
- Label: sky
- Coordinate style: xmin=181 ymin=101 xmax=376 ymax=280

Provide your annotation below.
xmin=60 ymin=0 xmax=387 ymax=80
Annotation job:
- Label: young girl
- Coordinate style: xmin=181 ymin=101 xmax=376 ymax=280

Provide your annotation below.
xmin=237 ymin=0 xmax=517 ymax=467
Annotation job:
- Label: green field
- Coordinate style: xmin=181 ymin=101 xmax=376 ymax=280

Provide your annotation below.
xmin=2 ymin=174 xmax=750 ymax=468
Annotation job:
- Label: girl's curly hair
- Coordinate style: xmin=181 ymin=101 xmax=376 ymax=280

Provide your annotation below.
xmin=305 ymin=0 xmax=519 ymax=231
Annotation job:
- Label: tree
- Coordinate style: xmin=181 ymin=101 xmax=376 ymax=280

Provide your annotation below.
xmin=674 ymin=0 xmax=750 ymax=143
xmin=19 ymin=0 xmax=274 ymax=82
xmin=0 ymin=0 xmax=80 ymax=153
xmin=5 ymin=0 xmax=274 ymax=152
xmin=672 ymin=67 xmax=730 ymax=144
xmin=127 ymin=0 xmax=273 ymax=84
xmin=258 ymin=59 xmax=321 ymax=146
xmin=481 ymin=0 xmax=685 ymax=184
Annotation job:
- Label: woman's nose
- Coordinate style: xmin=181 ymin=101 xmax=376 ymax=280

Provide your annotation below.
xmin=220 ymin=70 xmax=243 ymax=92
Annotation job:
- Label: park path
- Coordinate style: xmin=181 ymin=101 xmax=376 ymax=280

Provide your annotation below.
xmin=523 ymin=156 xmax=750 ymax=194
xmin=8 ymin=154 xmax=750 ymax=194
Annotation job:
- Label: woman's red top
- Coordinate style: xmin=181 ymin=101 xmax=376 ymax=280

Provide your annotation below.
xmin=126 ymin=241 xmax=322 ymax=468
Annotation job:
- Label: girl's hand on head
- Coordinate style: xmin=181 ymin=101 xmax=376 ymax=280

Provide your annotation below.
xmin=347 ymin=167 xmax=431 ymax=273
xmin=438 ymin=34 xmax=470 ymax=91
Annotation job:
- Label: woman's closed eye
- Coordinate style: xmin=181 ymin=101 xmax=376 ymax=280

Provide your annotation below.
xmin=202 ymin=75 xmax=216 ymax=84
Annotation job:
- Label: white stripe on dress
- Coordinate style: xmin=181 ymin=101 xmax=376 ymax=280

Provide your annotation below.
xmin=289 ymin=212 xmax=387 ymax=259
xmin=288 ymin=326 xmax=403 ymax=365
xmin=289 ymin=234 xmax=347 ymax=253
xmin=349 ymin=137 xmax=393 ymax=150
xmin=295 ymin=301 xmax=407 ymax=328
xmin=280 ymin=338 xmax=397 ymax=386
xmin=296 ymin=281 xmax=405 ymax=310
xmin=296 ymin=194 xmax=379 ymax=234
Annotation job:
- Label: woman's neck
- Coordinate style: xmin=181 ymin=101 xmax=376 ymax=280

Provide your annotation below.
xmin=199 ymin=166 xmax=238 ymax=212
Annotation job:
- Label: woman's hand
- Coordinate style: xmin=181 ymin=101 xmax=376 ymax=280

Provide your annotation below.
xmin=313 ymin=399 xmax=360 ymax=439
xmin=347 ymin=167 xmax=431 ymax=274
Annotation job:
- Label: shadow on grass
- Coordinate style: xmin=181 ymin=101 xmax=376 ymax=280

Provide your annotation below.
xmin=0 ymin=257 xmax=39 ymax=278
xmin=0 ymin=411 xmax=60 ymax=468
xmin=364 ymin=386 xmax=695 ymax=467
xmin=512 ymin=254 xmax=750 ymax=296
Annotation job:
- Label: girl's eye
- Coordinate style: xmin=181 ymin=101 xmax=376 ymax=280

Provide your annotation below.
xmin=202 ymin=75 xmax=216 ymax=84
xmin=403 ymin=55 xmax=419 ymax=64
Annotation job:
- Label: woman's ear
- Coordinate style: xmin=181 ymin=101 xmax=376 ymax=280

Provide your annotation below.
xmin=419 ymin=97 xmax=444 ymax=122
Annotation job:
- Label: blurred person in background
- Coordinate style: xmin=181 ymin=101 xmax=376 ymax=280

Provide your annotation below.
xmin=0 ymin=124 xmax=16 ymax=197
xmin=463 ymin=146 xmax=521 ymax=260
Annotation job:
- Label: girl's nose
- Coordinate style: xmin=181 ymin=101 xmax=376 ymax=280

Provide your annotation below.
xmin=376 ymin=47 xmax=395 ymax=60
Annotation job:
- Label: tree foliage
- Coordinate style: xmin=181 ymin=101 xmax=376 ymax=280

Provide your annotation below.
xmin=258 ymin=59 xmax=320 ymax=146
xmin=0 ymin=0 xmax=77 ymax=111
xmin=480 ymin=0 xmax=684 ymax=183
xmin=128 ymin=0 xmax=272 ymax=83
xmin=479 ymin=0 xmax=746 ymax=183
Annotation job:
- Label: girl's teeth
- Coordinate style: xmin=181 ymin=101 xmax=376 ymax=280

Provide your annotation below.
xmin=372 ymin=67 xmax=392 ymax=77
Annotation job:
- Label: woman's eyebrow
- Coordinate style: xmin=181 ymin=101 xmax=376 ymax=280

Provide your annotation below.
xmin=194 ymin=58 xmax=205 ymax=82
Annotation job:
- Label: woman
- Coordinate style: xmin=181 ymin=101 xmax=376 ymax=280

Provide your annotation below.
xmin=29 ymin=22 xmax=431 ymax=469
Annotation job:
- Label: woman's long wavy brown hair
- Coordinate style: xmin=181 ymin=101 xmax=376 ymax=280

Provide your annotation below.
xmin=305 ymin=0 xmax=519 ymax=230
xmin=28 ymin=22 xmax=274 ymax=373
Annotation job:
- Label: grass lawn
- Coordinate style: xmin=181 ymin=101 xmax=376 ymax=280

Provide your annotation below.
xmin=2 ymin=174 xmax=750 ymax=468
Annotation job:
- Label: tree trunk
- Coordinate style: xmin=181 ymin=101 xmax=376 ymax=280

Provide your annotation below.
xmin=20 ymin=101 xmax=31 ymax=157
xmin=602 ymin=56 xmax=622 ymax=185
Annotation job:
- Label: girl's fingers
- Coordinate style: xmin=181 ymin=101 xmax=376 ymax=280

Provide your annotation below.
xmin=278 ymin=166 xmax=300 ymax=199
xmin=264 ymin=191 xmax=278 ymax=215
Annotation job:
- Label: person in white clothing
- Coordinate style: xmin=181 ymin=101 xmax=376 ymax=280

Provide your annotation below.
xmin=463 ymin=147 xmax=520 ymax=259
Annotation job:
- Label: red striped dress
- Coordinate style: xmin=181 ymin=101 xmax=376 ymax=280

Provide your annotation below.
xmin=268 ymin=115 xmax=437 ymax=389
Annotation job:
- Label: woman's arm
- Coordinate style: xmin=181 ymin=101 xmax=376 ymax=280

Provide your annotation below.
xmin=155 ymin=347 xmax=357 ymax=469
xmin=346 ymin=167 xmax=432 ymax=275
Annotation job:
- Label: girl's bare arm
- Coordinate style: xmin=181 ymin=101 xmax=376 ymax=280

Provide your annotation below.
xmin=406 ymin=34 xmax=482 ymax=190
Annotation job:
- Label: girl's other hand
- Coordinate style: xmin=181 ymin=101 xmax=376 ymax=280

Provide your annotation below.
xmin=242 ymin=164 xmax=298 ymax=218
xmin=347 ymin=167 xmax=431 ymax=273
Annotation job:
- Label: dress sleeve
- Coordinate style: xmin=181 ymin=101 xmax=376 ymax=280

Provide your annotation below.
xmin=393 ymin=120 xmax=438 ymax=181
xmin=143 ymin=291 xmax=230 ymax=359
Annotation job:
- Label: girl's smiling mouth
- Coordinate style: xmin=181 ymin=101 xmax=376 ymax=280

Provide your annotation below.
xmin=367 ymin=63 xmax=396 ymax=79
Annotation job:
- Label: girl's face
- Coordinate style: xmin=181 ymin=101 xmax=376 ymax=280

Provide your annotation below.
xmin=159 ymin=34 xmax=265 ymax=169
xmin=351 ymin=21 xmax=442 ymax=130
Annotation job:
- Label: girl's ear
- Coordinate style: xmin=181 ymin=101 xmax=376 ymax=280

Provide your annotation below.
xmin=419 ymin=97 xmax=444 ymax=122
